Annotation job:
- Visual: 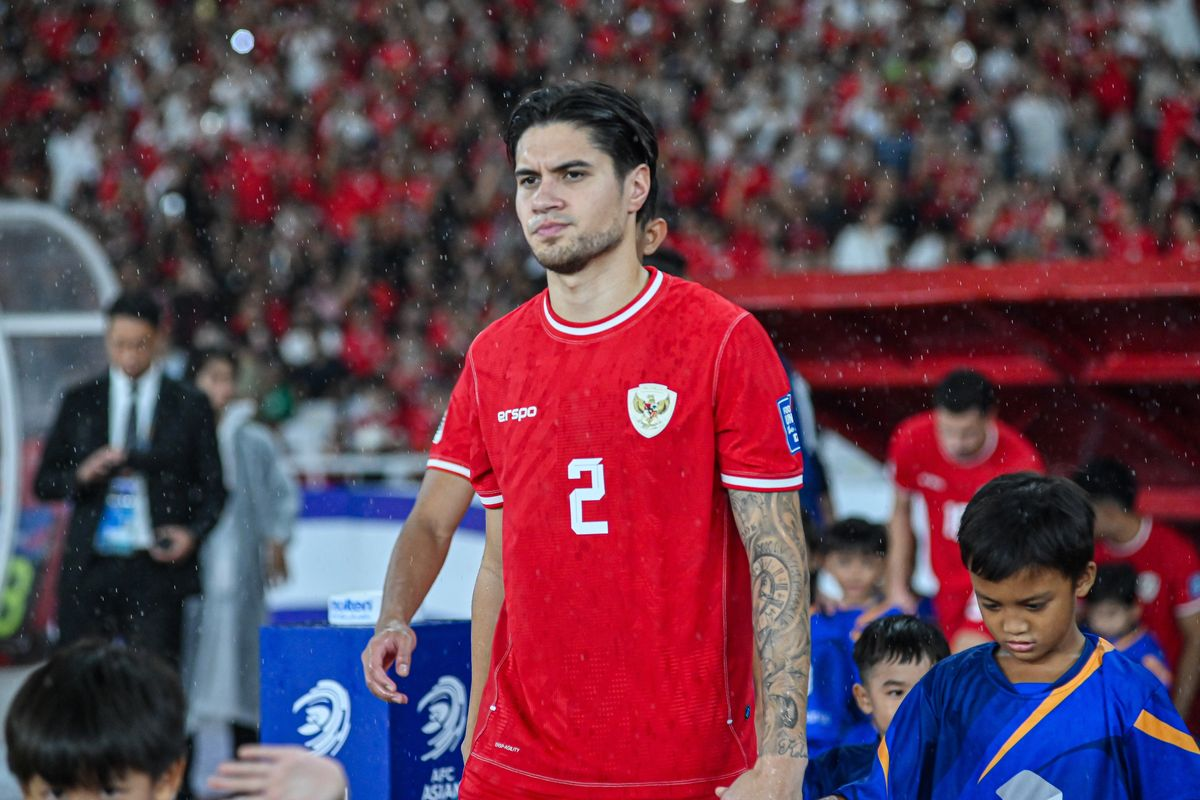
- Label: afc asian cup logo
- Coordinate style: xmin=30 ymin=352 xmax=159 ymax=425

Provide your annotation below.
xmin=417 ymin=676 xmax=468 ymax=762
xmin=627 ymin=383 xmax=677 ymax=439
xmin=293 ymin=679 xmax=352 ymax=757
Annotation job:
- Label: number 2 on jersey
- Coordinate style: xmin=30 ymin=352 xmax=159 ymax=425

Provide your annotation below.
xmin=568 ymin=457 xmax=608 ymax=535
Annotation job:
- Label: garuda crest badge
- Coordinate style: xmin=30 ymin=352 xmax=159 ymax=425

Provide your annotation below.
xmin=628 ymin=383 xmax=677 ymax=438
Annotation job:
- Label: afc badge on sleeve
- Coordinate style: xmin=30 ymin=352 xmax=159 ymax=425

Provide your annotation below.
xmin=628 ymin=383 xmax=677 ymax=438
xmin=777 ymin=394 xmax=803 ymax=454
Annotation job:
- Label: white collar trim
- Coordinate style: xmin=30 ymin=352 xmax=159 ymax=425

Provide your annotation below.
xmin=1107 ymin=516 xmax=1151 ymax=557
xmin=542 ymin=268 xmax=663 ymax=337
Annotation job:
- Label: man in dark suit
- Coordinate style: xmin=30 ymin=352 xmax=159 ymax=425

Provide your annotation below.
xmin=34 ymin=290 xmax=225 ymax=664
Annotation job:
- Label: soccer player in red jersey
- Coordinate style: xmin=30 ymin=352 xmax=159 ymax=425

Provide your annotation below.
xmin=884 ymin=370 xmax=1044 ymax=652
xmin=1072 ymin=458 xmax=1200 ymax=722
xmin=432 ymin=82 xmax=811 ymax=800
xmin=361 ymin=217 xmax=673 ymax=717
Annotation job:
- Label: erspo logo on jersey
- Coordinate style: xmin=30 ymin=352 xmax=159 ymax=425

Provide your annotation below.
xmin=292 ymin=679 xmax=352 ymax=757
xmin=498 ymin=406 xmax=538 ymax=423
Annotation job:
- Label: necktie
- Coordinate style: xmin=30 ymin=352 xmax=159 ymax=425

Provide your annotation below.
xmin=125 ymin=379 xmax=139 ymax=451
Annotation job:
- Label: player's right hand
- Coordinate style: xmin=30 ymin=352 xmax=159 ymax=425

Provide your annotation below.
xmin=361 ymin=621 xmax=417 ymax=703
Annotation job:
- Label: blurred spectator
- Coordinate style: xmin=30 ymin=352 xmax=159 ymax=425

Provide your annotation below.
xmin=33 ymin=291 xmax=225 ymax=665
xmin=45 ymin=107 xmax=99 ymax=207
xmin=1154 ymin=0 xmax=1200 ymax=59
xmin=884 ymin=369 xmax=1044 ymax=653
xmin=1085 ymin=561 xmax=1173 ymax=689
xmin=831 ymin=204 xmax=899 ymax=274
xmin=1168 ymin=206 xmax=1200 ymax=263
xmin=183 ymin=348 xmax=298 ymax=796
xmin=1071 ymin=457 xmax=1200 ymax=721
xmin=1009 ymin=72 xmax=1070 ymax=178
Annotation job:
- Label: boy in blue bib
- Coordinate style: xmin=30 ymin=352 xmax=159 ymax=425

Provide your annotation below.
xmin=831 ymin=473 xmax=1200 ymax=799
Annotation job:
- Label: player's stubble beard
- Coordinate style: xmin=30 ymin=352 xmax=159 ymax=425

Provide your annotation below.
xmin=531 ymin=210 xmax=626 ymax=276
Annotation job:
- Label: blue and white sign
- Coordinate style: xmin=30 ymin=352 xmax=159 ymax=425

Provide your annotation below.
xmin=261 ymin=620 xmax=470 ymax=799
xmin=328 ymin=591 xmax=384 ymax=626
xmin=292 ymin=679 xmax=352 ymax=756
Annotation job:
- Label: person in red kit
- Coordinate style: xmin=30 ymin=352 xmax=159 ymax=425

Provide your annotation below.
xmin=1072 ymin=457 xmax=1200 ymax=728
xmin=361 ymin=215 xmax=674 ymax=718
xmin=371 ymin=82 xmax=811 ymax=800
xmin=884 ymin=369 xmax=1044 ymax=652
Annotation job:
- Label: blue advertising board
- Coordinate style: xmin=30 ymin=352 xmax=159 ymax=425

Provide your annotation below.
xmin=261 ymin=620 xmax=470 ymax=799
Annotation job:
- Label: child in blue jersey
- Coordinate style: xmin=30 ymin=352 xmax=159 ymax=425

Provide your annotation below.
xmin=821 ymin=519 xmax=898 ymax=637
xmin=1086 ymin=561 xmax=1174 ymax=688
xmin=805 ymin=615 xmax=949 ymax=799
xmin=809 ymin=519 xmax=901 ymax=754
xmin=830 ymin=473 xmax=1200 ymax=800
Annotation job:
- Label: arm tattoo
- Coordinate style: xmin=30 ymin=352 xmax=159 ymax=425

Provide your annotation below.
xmin=729 ymin=489 xmax=810 ymax=760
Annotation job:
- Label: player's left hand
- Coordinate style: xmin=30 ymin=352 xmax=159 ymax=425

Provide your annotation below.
xmin=714 ymin=754 xmax=806 ymax=799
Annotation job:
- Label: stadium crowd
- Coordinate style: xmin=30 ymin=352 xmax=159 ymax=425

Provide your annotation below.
xmin=3 ymin=0 xmax=1200 ymax=451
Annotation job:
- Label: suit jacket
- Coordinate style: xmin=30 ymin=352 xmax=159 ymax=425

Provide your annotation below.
xmin=34 ymin=372 xmax=227 ymax=598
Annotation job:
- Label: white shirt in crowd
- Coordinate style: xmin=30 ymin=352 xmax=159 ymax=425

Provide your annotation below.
xmin=46 ymin=118 xmax=100 ymax=208
xmin=1009 ymin=90 xmax=1069 ymax=177
xmin=830 ymin=221 xmax=899 ymax=274
xmin=1154 ymin=0 xmax=1200 ymax=59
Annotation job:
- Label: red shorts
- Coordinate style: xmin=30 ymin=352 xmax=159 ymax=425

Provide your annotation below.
xmin=460 ymin=767 xmax=719 ymax=800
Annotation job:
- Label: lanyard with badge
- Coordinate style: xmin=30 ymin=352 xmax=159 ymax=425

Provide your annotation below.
xmin=95 ymin=381 xmax=154 ymax=556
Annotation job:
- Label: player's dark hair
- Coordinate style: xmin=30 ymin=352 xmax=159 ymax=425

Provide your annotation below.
xmin=958 ymin=472 xmax=1095 ymax=582
xmin=106 ymin=290 xmax=162 ymax=328
xmin=853 ymin=615 xmax=950 ymax=681
xmin=504 ymin=81 xmax=659 ymax=225
xmin=643 ymin=245 xmax=686 ymax=277
xmin=5 ymin=639 xmax=186 ymax=789
xmin=1071 ymin=457 xmax=1137 ymax=512
xmin=1089 ymin=562 xmax=1139 ymax=608
xmin=933 ymin=369 xmax=995 ymax=414
xmin=185 ymin=346 xmax=239 ymax=382
xmin=822 ymin=517 xmax=887 ymax=558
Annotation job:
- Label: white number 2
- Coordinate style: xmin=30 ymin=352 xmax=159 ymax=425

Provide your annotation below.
xmin=568 ymin=458 xmax=609 ymax=535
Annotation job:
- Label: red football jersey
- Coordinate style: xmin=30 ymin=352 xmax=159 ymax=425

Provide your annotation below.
xmin=457 ymin=267 xmax=805 ymax=799
xmin=1095 ymin=517 xmax=1200 ymax=670
xmin=887 ymin=411 xmax=1044 ymax=637
xmin=426 ymin=370 xmax=474 ymax=481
